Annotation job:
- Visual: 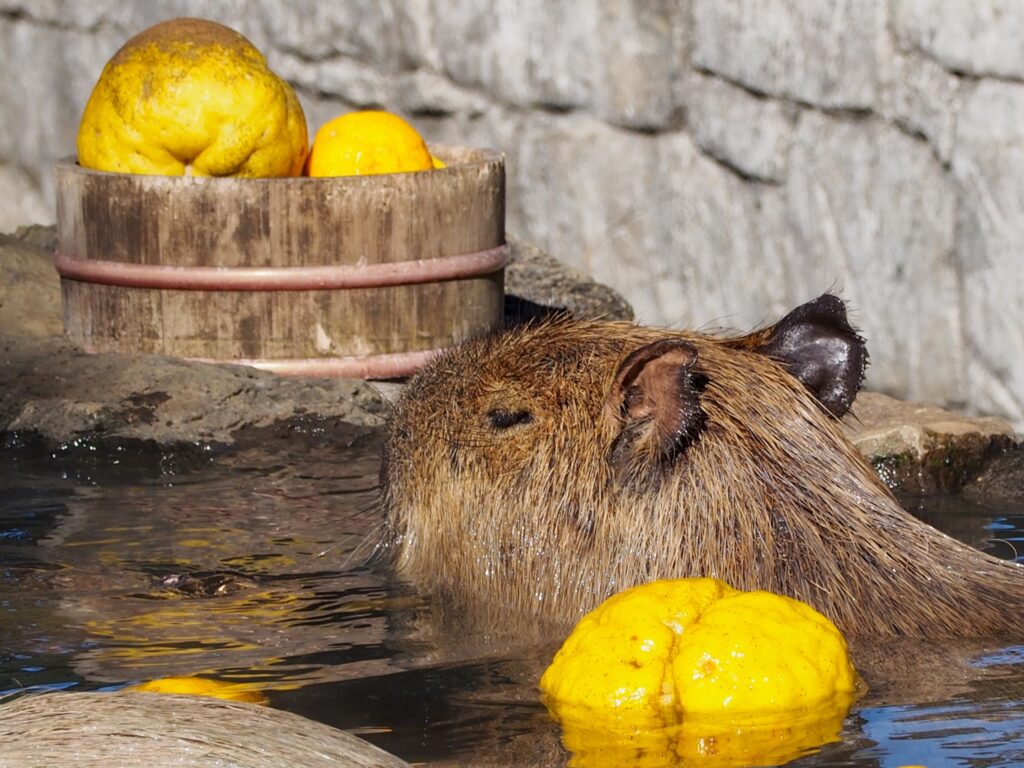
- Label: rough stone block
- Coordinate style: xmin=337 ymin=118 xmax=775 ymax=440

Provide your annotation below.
xmin=844 ymin=391 xmax=1016 ymax=493
xmin=0 ymin=164 xmax=52 ymax=230
xmin=432 ymin=0 xmax=592 ymax=110
xmin=274 ymin=54 xmax=390 ymax=110
xmin=692 ymin=0 xmax=878 ymax=109
xmin=394 ymin=70 xmax=490 ymax=117
xmin=651 ymin=131 xmax=796 ymax=329
xmin=876 ymin=43 xmax=962 ymax=163
xmin=683 ymin=72 xmax=793 ymax=182
xmin=504 ymin=108 xmax=810 ymax=333
xmin=0 ymin=20 xmax=118 ymax=194
xmin=590 ymin=0 xmax=681 ymax=130
xmin=0 ymin=0 xmax=122 ymax=29
xmin=0 ymin=232 xmax=61 ymax=337
xmin=952 ymin=80 xmax=1024 ymax=429
xmin=505 ymin=234 xmax=633 ymax=323
xmin=785 ymin=112 xmax=961 ymax=404
xmin=895 ymin=0 xmax=1024 ymax=80
xmin=255 ymin=0 xmax=430 ymax=71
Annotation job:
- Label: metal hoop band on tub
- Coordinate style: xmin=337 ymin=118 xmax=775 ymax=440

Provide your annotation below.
xmin=54 ymin=244 xmax=510 ymax=291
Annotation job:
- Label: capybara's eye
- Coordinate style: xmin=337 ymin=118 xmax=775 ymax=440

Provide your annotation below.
xmin=487 ymin=409 xmax=533 ymax=430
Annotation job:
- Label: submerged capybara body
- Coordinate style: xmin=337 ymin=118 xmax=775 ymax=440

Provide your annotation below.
xmin=383 ymin=294 xmax=1024 ymax=637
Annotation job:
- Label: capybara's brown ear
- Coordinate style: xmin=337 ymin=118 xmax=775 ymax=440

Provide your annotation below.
xmin=604 ymin=339 xmax=705 ymax=475
xmin=737 ymin=294 xmax=868 ymax=418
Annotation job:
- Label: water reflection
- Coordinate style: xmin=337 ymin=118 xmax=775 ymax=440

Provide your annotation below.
xmin=859 ymin=697 xmax=1024 ymax=767
xmin=1 ymin=432 xmax=408 ymax=692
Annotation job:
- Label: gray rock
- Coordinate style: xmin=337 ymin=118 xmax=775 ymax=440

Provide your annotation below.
xmin=589 ymin=0 xmax=682 ymax=130
xmin=394 ymin=69 xmax=490 ymax=117
xmin=683 ymin=72 xmax=794 ymax=182
xmin=507 ymin=111 xmax=807 ymax=332
xmin=255 ymin=0 xmax=429 ymax=71
xmin=0 ymin=163 xmax=52 ymax=230
xmin=429 ymin=0 xmax=681 ymax=130
xmin=0 ymin=333 xmax=386 ymax=446
xmin=505 ymin=234 xmax=633 ymax=322
xmin=0 ymin=0 xmax=121 ymax=30
xmin=0 ymin=233 xmax=61 ymax=337
xmin=508 ymin=113 xmax=658 ymax=314
xmin=895 ymin=0 xmax=1024 ymax=80
xmin=0 ymin=18 xmax=117 ymax=209
xmin=652 ymin=130 xmax=798 ymax=329
xmin=963 ymin=448 xmax=1024 ymax=508
xmin=785 ymin=112 xmax=961 ymax=404
xmin=952 ymin=79 xmax=1024 ymax=428
xmin=13 ymin=222 xmax=58 ymax=251
xmin=432 ymin=0 xmax=593 ymax=111
xmin=844 ymin=391 xmax=1016 ymax=493
xmin=876 ymin=39 xmax=962 ymax=163
xmin=275 ymin=53 xmax=391 ymax=110
xmin=691 ymin=0 xmax=878 ymax=109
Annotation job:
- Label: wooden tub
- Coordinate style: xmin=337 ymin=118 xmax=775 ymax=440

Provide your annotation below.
xmin=55 ymin=146 xmax=506 ymax=378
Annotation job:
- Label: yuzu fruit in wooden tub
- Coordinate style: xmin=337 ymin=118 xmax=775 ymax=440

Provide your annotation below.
xmin=58 ymin=18 xmax=506 ymax=378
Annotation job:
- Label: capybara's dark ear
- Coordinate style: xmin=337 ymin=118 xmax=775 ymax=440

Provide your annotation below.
xmin=740 ymin=294 xmax=868 ymax=418
xmin=604 ymin=339 xmax=705 ymax=475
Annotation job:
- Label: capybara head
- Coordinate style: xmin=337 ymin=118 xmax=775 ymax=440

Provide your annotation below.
xmin=383 ymin=295 xmax=1024 ymax=637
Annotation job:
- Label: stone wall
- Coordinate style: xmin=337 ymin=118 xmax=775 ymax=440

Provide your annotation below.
xmin=1 ymin=0 xmax=1022 ymax=427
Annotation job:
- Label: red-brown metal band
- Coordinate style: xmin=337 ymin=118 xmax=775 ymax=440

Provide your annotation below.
xmin=54 ymin=244 xmax=510 ymax=291
xmin=192 ymin=348 xmax=444 ymax=379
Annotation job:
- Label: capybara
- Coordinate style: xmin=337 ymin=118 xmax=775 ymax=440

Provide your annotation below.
xmin=382 ymin=294 xmax=1024 ymax=637
xmin=0 ymin=691 xmax=410 ymax=768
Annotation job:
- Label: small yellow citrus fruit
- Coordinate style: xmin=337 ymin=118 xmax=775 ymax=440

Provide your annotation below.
xmin=306 ymin=110 xmax=444 ymax=177
xmin=77 ymin=18 xmax=307 ymax=177
xmin=540 ymin=578 xmax=859 ymax=767
xmin=128 ymin=675 xmax=269 ymax=705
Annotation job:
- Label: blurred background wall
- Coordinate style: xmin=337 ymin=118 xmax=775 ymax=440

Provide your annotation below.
xmin=1 ymin=0 xmax=1022 ymax=427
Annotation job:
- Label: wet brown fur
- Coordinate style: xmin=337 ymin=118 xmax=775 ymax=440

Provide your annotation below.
xmin=383 ymin=310 xmax=1024 ymax=638
xmin=0 ymin=691 xmax=409 ymax=768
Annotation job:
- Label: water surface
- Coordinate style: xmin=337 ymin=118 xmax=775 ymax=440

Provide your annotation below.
xmin=1 ymin=431 xmax=1022 ymax=766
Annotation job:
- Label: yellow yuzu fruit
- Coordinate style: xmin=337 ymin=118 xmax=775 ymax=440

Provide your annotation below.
xmin=77 ymin=18 xmax=307 ymax=177
xmin=541 ymin=577 xmax=859 ymax=767
xmin=305 ymin=110 xmax=444 ymax=177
